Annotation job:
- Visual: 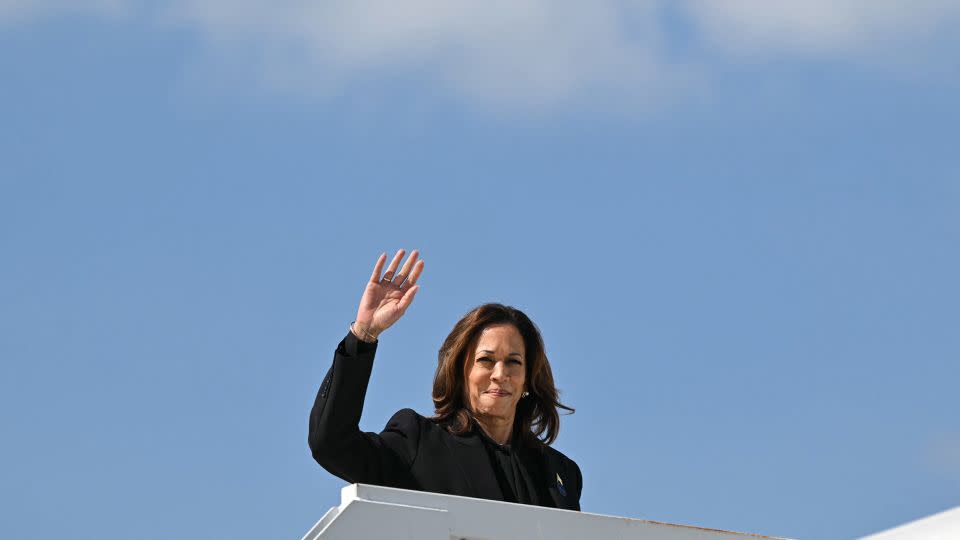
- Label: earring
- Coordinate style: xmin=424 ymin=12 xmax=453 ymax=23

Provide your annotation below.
xmin=522 ymin=391 xmax=529 ymax=398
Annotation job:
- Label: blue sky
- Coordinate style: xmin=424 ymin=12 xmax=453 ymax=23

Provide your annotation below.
xmin=2 ymin=2 xmax=958 ymax=539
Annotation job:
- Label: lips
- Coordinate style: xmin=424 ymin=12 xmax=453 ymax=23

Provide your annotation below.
xmin=484 ymin=389 xmax=512 ymax=397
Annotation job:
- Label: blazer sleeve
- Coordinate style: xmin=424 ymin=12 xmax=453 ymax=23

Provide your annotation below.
xmin=308 ymin=332 xmax=421 ymax=488
xmin=561 ymin=456 xmax=583 ymax=511
xmin=573 ymin=459 xmax=583 ymax=510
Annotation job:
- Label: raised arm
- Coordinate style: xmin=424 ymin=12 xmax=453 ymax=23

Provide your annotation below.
xmin=308 ymin=249 xmax=425 ymax=486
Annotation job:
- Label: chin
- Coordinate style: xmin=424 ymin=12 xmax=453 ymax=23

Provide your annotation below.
xmin=478 ymin=399 xmax=515 ymax=417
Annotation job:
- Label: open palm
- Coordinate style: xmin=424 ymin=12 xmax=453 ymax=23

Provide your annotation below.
xmin=355 ymin=249 xmax=424 ymax=338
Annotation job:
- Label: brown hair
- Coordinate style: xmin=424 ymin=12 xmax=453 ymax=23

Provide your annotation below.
xmin=431 ymin=303 xmax=574 ymax=447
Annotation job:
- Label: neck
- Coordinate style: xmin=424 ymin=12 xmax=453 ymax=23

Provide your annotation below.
xmin=473 ymin=413 xmax=514 ymax=445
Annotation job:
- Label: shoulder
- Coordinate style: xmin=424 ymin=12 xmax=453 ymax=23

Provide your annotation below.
xmin=384 ymin=408 xmax=445 ymax=435
xmin=385 ymin=408 xmax=425 ymax=429
xmin=383 ymin=409 xmax=459 ymax=448
xmin=542 ymin=444 xmax=580 ymax=471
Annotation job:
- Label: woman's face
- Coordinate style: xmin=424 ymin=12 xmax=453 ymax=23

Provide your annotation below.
xmin=464 ymin=324 xmax=527 ymax=421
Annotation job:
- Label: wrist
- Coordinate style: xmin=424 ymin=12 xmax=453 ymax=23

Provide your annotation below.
xmin=350 ymin=321 xmax=379 ymax=343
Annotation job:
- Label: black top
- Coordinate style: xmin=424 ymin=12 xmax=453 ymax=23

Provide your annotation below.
xmin=473 ymin=420 xmax=553 ymax=507
xmin=308 ymin=332 xmax=582 ymax=510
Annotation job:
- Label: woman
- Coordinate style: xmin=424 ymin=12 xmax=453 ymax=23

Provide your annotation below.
xmin=309 ymin=249 xmax=582 ymax=510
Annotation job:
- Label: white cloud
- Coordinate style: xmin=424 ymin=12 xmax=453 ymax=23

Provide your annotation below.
xmin=5 ymin=0 xmax=959 ymax=108
xmin=162 ymin=1 xmax=694 ymax=110
xmin=683 ymin=0 xmax=960 ymax=58
xmin=163 ymin=0 xmax=960 ymax=108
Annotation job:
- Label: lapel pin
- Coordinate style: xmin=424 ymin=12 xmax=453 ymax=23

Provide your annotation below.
xmin=556 ymin=473 xmax=567 ymax=496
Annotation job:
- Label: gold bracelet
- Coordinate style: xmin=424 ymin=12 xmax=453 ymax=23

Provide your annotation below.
xmin=350 ymin=321 xmax=379 ymax=343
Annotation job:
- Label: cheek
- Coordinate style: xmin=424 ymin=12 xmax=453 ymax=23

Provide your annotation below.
xmin=465 ymin=369 xmax=486 ymax=398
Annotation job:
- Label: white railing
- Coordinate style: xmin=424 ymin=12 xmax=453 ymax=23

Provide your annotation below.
xmin=302 ymin=483 xmax=786 ymax=540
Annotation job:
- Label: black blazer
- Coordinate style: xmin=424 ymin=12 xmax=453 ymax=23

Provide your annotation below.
xmin=309 ymin=332 xmax=582 ymax=511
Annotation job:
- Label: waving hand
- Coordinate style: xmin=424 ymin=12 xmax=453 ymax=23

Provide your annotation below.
xmin=352 ymin=249 xmax=424 ymax=342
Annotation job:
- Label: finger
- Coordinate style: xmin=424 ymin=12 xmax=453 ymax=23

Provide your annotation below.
xmin=397 ymin=284 xmax=420 ymax=312
xmin=394 ymin=250 xmax=419 ymax=286
xmin=369 ymin=253 xmax=387 ymax=283
xmin=381 ymin=249 xmax=405 ymax=282
xmin=401 ymin=259 xmax=425 ymax=289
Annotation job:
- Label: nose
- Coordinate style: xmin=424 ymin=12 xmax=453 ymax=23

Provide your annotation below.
xmin=490 ymin=360 xmax=508 ymax=383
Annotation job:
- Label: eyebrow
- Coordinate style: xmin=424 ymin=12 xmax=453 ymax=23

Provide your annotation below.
xmin=478 ymin=349 xmax=523 ymax=357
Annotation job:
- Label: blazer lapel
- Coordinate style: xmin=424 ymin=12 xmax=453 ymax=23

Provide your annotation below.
xmin=442 ymin=431 xmax=503 ymax=502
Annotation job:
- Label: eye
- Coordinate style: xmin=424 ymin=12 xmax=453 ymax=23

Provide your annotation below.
xmin=509 ymin=359 xmax=523 ymax=365
xmin=476 ymin=356 xmax=493 ymax=364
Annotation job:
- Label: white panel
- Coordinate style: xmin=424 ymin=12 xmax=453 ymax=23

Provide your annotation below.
xmin=860 ymin=506 xmax=960 ymax=540
xmin=302 ymin=483 xmax=787 ymax=540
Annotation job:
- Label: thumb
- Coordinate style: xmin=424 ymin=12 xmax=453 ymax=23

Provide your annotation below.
xmin=397 ymin=285 xmax=420 ymax=313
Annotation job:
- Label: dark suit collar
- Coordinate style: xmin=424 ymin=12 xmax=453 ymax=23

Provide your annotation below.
xmin=446 ymin=427 xmax=484 ymax=447
xmin=441 ymin=429 xmax=503 ymax=501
